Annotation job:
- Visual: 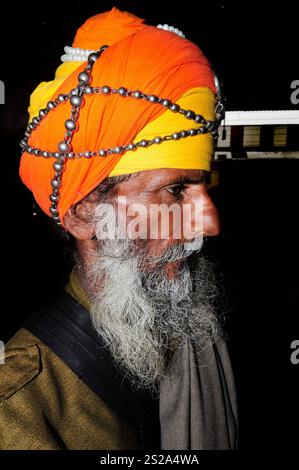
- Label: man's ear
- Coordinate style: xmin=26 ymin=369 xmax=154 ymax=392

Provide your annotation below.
xmin=63 ymin=200 xmax=96 ymax=240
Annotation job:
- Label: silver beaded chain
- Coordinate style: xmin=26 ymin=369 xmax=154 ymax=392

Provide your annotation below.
xmin=20 ymin=45 xmax=225 ymax=224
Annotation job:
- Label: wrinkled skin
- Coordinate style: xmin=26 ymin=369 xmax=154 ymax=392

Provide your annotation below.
xmin=64 ymin=168 xmax=220 ymax=279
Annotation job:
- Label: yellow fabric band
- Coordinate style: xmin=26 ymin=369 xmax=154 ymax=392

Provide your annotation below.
xmin=28 ymin=62 xmax=80 ymax=120
xmin=28 ymin=64 xmax=215 ymax=176
xmin=109 ymin=86 xmax=216 ymax=175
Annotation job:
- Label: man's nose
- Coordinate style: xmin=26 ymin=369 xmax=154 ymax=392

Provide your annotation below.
xmin=202 ymin=194 xmax=220 ymax=237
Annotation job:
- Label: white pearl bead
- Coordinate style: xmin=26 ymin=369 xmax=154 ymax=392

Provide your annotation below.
xmin=61 ymin=22 xmax=186 ymax=65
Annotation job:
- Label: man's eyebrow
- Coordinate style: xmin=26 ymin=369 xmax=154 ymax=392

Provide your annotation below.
xmin=161 ymin=173 xmax=207 ymax=187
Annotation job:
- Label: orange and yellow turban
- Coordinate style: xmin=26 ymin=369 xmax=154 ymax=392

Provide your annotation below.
xmin=19 ymin=7 xmax=217 ymax=222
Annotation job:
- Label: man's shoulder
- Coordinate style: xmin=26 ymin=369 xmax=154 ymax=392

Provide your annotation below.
xmin=0 ymin=289 xmax=87 ymax=406
xmin=0 ymin=328 xmax=43 ymax=403
xmin=0 ymin=327 xmax=69 ymax=450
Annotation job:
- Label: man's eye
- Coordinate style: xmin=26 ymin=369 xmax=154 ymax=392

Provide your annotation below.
xmin=166 ymin=185 xmax=185 ymax=198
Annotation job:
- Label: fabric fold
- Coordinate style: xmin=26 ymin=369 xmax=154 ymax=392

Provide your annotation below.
xmin=159 ymin=337 xmax=238 ymax=450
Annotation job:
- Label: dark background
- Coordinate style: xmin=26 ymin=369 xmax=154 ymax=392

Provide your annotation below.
xmin=0 ymin=0 xmax=298 ymax=453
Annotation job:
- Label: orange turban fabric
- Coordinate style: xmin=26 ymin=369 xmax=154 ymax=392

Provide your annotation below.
xmin=19 ymin=7 xmax=217 ymax=222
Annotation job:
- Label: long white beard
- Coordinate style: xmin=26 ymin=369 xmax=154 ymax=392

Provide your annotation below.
xmin=82 ymin=208 xmax=222 ymax=394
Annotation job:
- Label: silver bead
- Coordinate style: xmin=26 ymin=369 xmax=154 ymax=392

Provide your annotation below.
xmin=70 ymin=95 xmax=82 ymax=107
xmin=188 ymin=129 xmax=196 ymax=136
xmin=102 ymin=86 xmax=111 ymax=94
xmin=65 ymin=119 xmax=76 ymax=131
xmin=58 ymin=141 xmax=71 ymax=153
xmin=139 ymin=140 xmax=148 ymax=147
xmin=42 ymin=151 xmax=49 ymax=158
xmin=49 ymin=206 xmax=59 ymax=216
xmin=113 ymin=146 xmax=122 ymax=154
xmin=50 ymin=195 xmax=59 ymax=203
xmin=51 ymin=179 xmax=61 ymax=189
xmin=133 ymin=90 xmax=142 ymax=99
xmin=118 ymin=87 xmax=127 ymax=96
xmin=85 ymin=86 xmax=92 ymax=94
xmin=99 ymin=149 xmax=107 ymax=157
xmin=70 ymin=89 xmax=78 ymax=95
xmin=148 ymin=95 xmax=158 ymax=103
xmin=195 ymin=114 xmax=203 ymax=123
xmin=154 ymin=137 xmax=162 ymax=144
xmin=33 ymin=117 xmax=40 ymax=125
xmin=127 ymin=143 xmax=136 ymax=150
xmin=88 ymin=52 xmax=99 ymax=63
xmin=47 ymin=101 xmax=55 ymax=109
xmin=172 ymin=132 xmax=180 ymax=140
xmin=54 ymin=152 xmax=61 ymax=159
xmin=78 ymin=72 xmax=90 ymax=83
xmin=34 ymin=149 xmax=40 ymax=156
xmin=99 ymin=45 xmax=109 ymax=53
xmin=215 ymin=102 xmax=224 ymax=114
xmin=181 ymin=131 xmax=188 ymax=138
xmin=53 ymin=161 xmax=63 ymax=172
xmin=39 ymin=109 xmax=47 ymax=118
xmin=162 ymin=99 xmax=171 ymax=107
xmin=67 ymin=152 xmax=75 ymax=159
xmin=185 ymin=110 xmax=195 ymax=120
xmin=58 ymin=94 xmax=66 ymax=102
xmin=170 ymin=104 xmax=180 ymax=112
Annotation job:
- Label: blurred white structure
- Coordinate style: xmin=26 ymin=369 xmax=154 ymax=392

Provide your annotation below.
xmin=215 ymin=110 xmax=299 ymax=159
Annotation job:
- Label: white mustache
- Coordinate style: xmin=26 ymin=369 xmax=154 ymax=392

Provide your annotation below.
xmin=184 ymin=237 xmax=204 ymax=251
xmin=147 ymin=238 xmax=203 ymax=266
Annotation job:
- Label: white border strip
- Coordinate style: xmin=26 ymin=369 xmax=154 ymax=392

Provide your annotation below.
xmin=223 ymin=110 xmax=299 ymax=126
xmin=214 ymin=151 xmax=299 ymax=160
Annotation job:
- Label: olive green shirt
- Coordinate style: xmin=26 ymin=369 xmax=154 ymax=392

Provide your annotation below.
xmin=0 ymin=273 xmax=141 ymax=450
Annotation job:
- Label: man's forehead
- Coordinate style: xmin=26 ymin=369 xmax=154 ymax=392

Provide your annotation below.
xmin=117 ymin=169 xmax=207 ymax=192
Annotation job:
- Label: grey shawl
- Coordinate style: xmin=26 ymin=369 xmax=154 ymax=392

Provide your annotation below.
xmin=159 ymin=338 xmax=238 ymax=449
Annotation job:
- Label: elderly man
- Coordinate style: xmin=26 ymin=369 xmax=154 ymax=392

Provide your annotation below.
xmin=0 ymin=8 xmax=237 ymax=450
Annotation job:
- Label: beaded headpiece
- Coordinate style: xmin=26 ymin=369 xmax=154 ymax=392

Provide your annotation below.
xmin=20 ymin=42 xmax=225 ymax=225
